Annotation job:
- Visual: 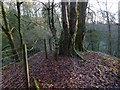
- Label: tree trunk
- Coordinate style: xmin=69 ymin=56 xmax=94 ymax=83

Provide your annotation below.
xmin=23 ymin=44 xmax=30 ymax=88
xmin=69 ymin=1 xmax=78 ymax=55
xmin=46 ymin=0 xmax=58 ymax=59
xmin=17 ymin=2 xmax=23 ymax=47
xmin=51 ymin=0 xmax=59 ymax=60
xmin=75 ymin=2 xmax=88 ymax=51
xmin=59 ymin=0 xmax=78 ymax=56
xmin=1 ymin=2 xmax=19 ymax=61
xmin=59 ymin=1 xmax=70 ymax=55
xmin=59 ymin=0 xmax=87 ymax=59
xmin=105 ymin=0 xmax=112 ymax=55
xmin=118 ymin=2 xmax=120 ymax=57
xmin=106 ymin=11 xmax=112 ymax=55
xmin=16 ymin=2 xmax=24 ymax=60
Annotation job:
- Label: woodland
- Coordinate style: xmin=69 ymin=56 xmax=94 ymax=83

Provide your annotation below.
xmin=0 ymin=0 xmax=120 ymax=89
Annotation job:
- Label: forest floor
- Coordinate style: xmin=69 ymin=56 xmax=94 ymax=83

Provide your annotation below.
xmin=2 ymin=51 xmax=120 ymax=89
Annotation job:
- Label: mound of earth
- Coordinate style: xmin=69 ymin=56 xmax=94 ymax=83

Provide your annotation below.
xmin=2 ymin=51 xmax=120 ymax=89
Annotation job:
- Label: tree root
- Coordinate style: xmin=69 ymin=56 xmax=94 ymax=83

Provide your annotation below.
xmin=74 ymin=49 xmax=86 ymax=61
xmin=82 ymin=47 xmax=88 ymax=52
xmin=70 ymin=49 xmax=86 ymax=61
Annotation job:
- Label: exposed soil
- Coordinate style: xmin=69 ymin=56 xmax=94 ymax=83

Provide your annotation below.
xmin=2 ymin=51 xmax=120 ymax=89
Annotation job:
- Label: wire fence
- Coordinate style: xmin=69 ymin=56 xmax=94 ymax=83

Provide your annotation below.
xmin=1 ymin=38 xmax=54 ymax=68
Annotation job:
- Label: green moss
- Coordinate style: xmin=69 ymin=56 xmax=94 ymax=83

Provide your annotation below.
xmin=33 ymin=78 xmax=40 ymax=90
xmin=115 ymin=73 xmax=120 ymax=78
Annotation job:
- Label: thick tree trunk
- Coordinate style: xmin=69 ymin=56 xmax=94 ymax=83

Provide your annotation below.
xmin=59 ymin=0 xmax=87 ymax=59
xmin=59 ymin=0 xmax=78 ymax=56
xmin=59 ymin=1 xmax=70 ymax=55
xmin=75 ymin=2 xmax=88 ymax=51
xmin=69 ymin=1 xmax=78 ymax=55
xmin=51 ymin=1 xmax=59 ymax=60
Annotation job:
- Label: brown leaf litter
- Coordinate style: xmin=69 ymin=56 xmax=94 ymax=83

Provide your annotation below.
xmin=2 ymin=51 xmax=120 ymax=89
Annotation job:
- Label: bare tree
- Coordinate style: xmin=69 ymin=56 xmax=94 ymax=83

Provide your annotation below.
xmin=96 ymin=0 xmax=113 ymax=55
xmin=1 ymin=1 xmax=19 ymax=61
xmin=105 ymin=0 xmax=112 ymax=55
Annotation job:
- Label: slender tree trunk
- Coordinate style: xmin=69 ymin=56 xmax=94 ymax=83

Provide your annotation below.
xmin=105 ymin=0 xmax=112 ymax=55
xmin=106 ymin=11 xmax=112 ymax=55
xmin=44 ymin=39 xmax=48 ymax=59
xmin=23 ymin=44 xmax=30 ymax=88
xmin=118 ymin=2 xmax=120 ymax=57
xmin=1 ymin=2 xmax=19 ymax=61
xmin=46 ymin=0 xmax=58 ymax=59
xmin=89 ymin=30 xmax=94 ymax=50
xmin=75 ymin=1 xmax=88 ymax=51
xmin=17 ymin=2 xmax=23 ymax=47
xmin=49 ymin=38 xmax=52 ymax=53
xmin=16 ymin=2 xmax=24 ymax=61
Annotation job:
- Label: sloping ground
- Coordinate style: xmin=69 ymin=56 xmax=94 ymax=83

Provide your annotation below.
xmin=2 ymin=51 xmax=120 ymax=89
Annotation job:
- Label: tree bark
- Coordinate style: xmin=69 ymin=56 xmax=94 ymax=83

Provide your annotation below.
xmin=69 ymin=1 xmax=78 ymax=55
xmin=17 ymin=2 xmax=23 ymax=47
xmin=59 ymin=1 xmax=70 ymax=55
xmin=59 ymin=0 xmax=80 ymax=56
xmin=59 ymin=0 xmax=87 ymax=59
xmin=75 ymin=2 xmax=88 ymax=51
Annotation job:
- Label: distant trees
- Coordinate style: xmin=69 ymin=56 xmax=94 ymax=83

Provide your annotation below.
xmin=41 ymin=0 xmax=59 ymax=59
xmin=105 ymin=3 xmax=112 ymax=55
xmin=85 ymin=29 xmax=100 ymax=51
xmin=96 ymin=0 xmax=115 ymax=55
